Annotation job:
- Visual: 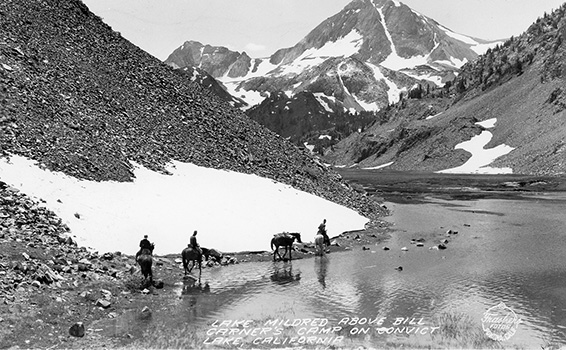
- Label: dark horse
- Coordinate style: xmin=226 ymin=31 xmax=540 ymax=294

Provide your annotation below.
xmin=181 ymin=246 xmax=204 ymax=279
xmin=136 ymin=246 xmax=154 ymax=284
xmin=271 ymin=232 xmax=302 ymax=261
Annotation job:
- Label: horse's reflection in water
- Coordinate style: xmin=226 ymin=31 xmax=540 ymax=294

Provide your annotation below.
xmin=180 ymin=278 xmax=211 ymax=319
xmin=181 ymin=277 xmax=210 ymax=295
xmin=315 ymin=257 xmax=329 ymax=289
xmin=270 ymin=262 xmax=301 ymax=285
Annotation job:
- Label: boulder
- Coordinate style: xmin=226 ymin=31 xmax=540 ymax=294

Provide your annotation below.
xmin=69 ymin=322 xmax=85 ymax=337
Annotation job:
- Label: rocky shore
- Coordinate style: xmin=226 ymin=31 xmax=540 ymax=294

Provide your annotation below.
xmin=0 ymin=180 xmax=390 ymax=349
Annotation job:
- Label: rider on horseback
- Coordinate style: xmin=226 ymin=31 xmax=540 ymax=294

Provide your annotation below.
xmin=136 ymin=235 xmax=154 ymax=259
xmin=189 ymin=230 xmax=202 ymax=255
xmin=318 ymin=219 xmax=330 ymax=246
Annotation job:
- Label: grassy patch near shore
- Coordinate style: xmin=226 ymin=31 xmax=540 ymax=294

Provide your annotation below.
xmin=369 ymin=312 xmax=503 ymax=350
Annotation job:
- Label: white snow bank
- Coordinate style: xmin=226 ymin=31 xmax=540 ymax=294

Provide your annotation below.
xmin=362 ymin=162 xmax=394 ymax=170
xmin=438 ymin=118 xmax=514 ymax=174
xmin=0 ymin=155 xmax=368 ymax=255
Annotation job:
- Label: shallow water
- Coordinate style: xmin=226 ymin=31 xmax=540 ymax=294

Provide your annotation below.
xmin=106 ymin=173 xmax=566 ymax=348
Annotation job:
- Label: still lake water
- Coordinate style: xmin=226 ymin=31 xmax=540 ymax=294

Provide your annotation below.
xmin=116 ymin=172 xmax=566 ymax=349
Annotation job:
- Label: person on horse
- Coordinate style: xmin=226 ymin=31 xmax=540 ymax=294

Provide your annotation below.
xmin=189 ymin=230 xmax=202 ymax=255
xmin=136 ymin=234 xmax=154 ymax=259
xmin=318 ymin=219 xmax=330 ymax=247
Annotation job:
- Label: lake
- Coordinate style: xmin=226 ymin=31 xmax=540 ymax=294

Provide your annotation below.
xmin=111 ymin=171 xmax=566 ymax=349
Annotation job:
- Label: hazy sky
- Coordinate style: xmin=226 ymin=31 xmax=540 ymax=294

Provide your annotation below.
xmin=82 ymin=0 xmax=565 ymax=60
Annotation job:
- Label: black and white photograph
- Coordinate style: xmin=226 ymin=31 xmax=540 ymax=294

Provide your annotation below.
xmin=1 ymin=0 xmax=566 ymax=348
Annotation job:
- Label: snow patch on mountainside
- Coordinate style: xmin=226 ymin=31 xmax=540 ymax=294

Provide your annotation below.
xmin=314 ymin=93 xmax=334 ymax=113
xmin=438 ymin=118 xmax=515 ymax=174
xmin=280 ymin=30 xmax=363 ymax=76
xmin=367 ymin=63 xmax=404 ymax=104
xmin=374 ymin=4 xmax=430 ymax=71
xmin=438 ymin=24 xmax=503 ymax=56
xmin=0 ymin=155 xmax=368 ymax=255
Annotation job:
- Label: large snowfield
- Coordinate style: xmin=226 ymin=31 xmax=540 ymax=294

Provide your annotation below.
xmin=0 ymin=155 xmax=368 ymax=256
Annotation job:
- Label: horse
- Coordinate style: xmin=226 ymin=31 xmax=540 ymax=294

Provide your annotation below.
xmin=181 ymin=246 xmax=203 ymax=279
xmin=271 ymin=232 xmax=302 ymax=261
xmin=314 ymin=233 xmax=326 ymax=256
xmin=201 ymin=247 xmax=223 ymax=264
xmin=136 ymin=246 xmax=153 ymax=284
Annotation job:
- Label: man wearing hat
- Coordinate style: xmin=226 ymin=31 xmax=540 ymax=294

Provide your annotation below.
xmin=136 ymin=235 xmax=153 ymax=258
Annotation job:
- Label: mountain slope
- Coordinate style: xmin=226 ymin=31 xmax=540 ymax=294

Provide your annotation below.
xmin=325 ymin=4 xmax=566 ymax=175
xmin=0 ymin=0 xmax=384 ymax=219
xmin=164 ymin=0 xmax=499 ymax=149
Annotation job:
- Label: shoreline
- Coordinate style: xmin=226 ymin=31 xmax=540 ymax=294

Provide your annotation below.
xmin=0 ymin=193 xmax=391 ymax=350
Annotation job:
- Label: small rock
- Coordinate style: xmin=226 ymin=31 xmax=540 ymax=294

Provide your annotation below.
xmin=95 ymin=299 xmax=111 ymax=309
xmin=69 ymin=322 xmax=85 ymax=337
xmin=438 ymin=244 xmax=447 ymax=250
xmin=101 ymin=252 xmax=114 ymax=260
xmin=140 ymin=306 xmax=152 ymax=319
xmin=77 ymin=263 xmax=89 ymax=272
xmin=22 ymin=253 xmax=30 ymax=260
xmin=401 ymin=247 xmax=408 ymax=251
xmin=395 ymin=266 xmax=403 ymax=271
xmin=101 ymin=289 xmax=112 ymax=299
xmin=416 ymin=243 xmax=424 ymax=247
xmin=362 ymin=246 xmax=370 ymax=251
xmin=31 ymin=281 xmax=41 ymax=288
xmin=141 ymin=289 xmax=150 ymax=295
xmin=382 ymin=246 xmax=390 ymax=251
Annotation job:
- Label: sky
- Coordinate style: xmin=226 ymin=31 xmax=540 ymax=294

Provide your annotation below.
xmin=82 ymin=0 xmax=566 ymax=60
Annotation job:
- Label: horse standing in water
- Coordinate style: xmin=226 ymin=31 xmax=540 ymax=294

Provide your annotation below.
xmin=137 ymin=246 xmax=154 ymax=284
xmin=314 ymin=234 xmax=326 ymax=256
xmin=182 ymin=246 xmax=204 ymax=279
xmin=271 ymin=232 xmax=302 ymax=261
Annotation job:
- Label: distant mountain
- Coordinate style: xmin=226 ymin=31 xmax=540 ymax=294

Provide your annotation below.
xmin=165 ymin=0 xmax=500 ymax=147
xmin=324 ymin=4 xmax=566 ymax=175
xmin=0 ymin=0 xmax=384 ymax=219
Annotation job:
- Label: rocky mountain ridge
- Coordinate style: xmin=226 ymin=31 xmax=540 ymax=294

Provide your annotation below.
xmin=324 ymin=3 xmax=566 ymax=175
xmin=0 ymin=0 xmax=385 ymax=220
xmin=165 ymin=0 xmax=500 ymax=149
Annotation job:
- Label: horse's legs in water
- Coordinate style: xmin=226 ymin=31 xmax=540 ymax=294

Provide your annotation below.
xmin=183 ymin=259 xmax=188 ymax=275
xmin=273 ymin=246 xmax=283 ymax=261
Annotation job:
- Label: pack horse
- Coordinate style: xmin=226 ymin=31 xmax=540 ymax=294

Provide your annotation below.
xmin=271 ymin=232 xmax=302 ymax=261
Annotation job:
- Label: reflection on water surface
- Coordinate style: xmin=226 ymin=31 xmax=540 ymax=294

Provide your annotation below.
xmin=119 ymin=174 xmax=566 ymax=349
